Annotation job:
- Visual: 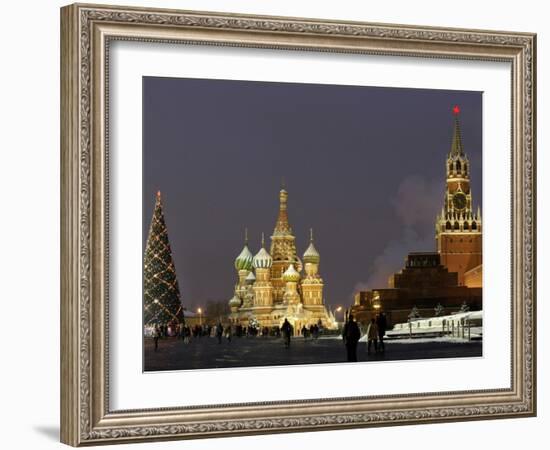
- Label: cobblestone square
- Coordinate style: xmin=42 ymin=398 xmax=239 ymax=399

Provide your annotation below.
xmin=144 ymin=335 xmax=482 ymax=371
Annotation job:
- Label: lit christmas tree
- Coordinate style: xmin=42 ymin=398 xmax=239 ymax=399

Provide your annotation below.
xmin=143 ymin=191 xmax=184 ymax=328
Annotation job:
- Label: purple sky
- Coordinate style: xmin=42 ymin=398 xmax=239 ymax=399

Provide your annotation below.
xmin=143 ymin=77 xmax=482 ymax=311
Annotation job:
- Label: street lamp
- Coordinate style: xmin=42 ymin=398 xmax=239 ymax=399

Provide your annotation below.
xmin=333 ymin=306 xmax=343 ymax=322
xmin=197 ymin=307 xmax=203 ymax=326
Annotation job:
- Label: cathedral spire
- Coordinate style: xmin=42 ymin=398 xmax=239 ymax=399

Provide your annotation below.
xmin=273 ymin=186 xmax=292 ymax=235
xmin=450 ymin=105 xmax=464 ymax=156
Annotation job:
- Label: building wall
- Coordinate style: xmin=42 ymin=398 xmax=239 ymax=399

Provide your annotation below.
xmin=438 ymin=232 xmax=482 ymax=284
xmin=464 ymin=264 xmax=483 ymax=288
xmin=302 ymin=283 xmax=323 ymax=306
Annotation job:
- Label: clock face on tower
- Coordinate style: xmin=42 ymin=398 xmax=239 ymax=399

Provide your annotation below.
xmin=452 ymin=192 xmax=467 ymax=210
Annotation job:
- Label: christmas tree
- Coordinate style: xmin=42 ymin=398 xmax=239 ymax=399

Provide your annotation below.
xmin=143 ymin=191 xmax=184 ymax=328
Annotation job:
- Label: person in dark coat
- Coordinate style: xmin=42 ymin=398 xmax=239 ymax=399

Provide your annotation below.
xmin=281 ymin=318 xmax=292 ymax=348
xmin=153 ymin=325 xmax=161 ymax=351
xmin=225 ymin=324 xmax=232 ymax=343
xmin=376 ymin=313 xmax=387 ymax=352
xmin=183 ymin=325 xmax=191 ymax=344
xmin=215 ymin=322 xmax=224 ymax=344
xmin=342 ymin=314 xmax=361 ymax=362
xmin=365 ymin=318 xmax=379 ymax=355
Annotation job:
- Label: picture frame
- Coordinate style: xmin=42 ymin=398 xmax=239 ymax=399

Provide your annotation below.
xmin=60 ymin=2 xmax=536 ymax=446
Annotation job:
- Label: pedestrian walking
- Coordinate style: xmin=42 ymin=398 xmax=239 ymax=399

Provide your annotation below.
xmin=281 ymin=318 xmax=292 ymax=349
xmin=366 ymin=318 xmax=379 ymax=354
xmin=216 ymin=322 xmax=224 ymax=344
xmin=376 ymin=313 xmax=387 ymax=353
xmin=153 ymin=325 xmax=161 ymax=351
xmin=342 ymin=314 xmax=361 ymax=362
xmin=313 ymin=324 xmax=320 ymax=339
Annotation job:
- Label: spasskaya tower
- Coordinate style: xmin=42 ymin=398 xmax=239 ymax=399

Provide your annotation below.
xmin=435 ymin=106 xmax=482 ymax=286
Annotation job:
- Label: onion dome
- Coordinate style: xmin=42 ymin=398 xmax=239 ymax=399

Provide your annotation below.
xmin=282 ymin=264 xmax=301 ymax=282
xmin=303 ymin=228 xmax=320 ymax=264
xmin=234 ymin=244 xmax=254 ymax=271
xmin=253 ymin=247 xmax=272 ymax=269
xmin=245 ymin=271 xmax=256 ymax=284
xmin=228 ymin=294 xmax=241 ymax=308
xmin=253 ymin=232 xmax=273 ymax=269
xmin=234 ymin=228 xmax=254 ymax=271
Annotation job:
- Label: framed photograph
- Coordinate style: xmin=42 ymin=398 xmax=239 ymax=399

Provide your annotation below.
xmin=60 ymin=3 xmax=536 ymax=446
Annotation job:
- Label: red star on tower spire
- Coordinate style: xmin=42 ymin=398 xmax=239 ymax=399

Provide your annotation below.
xmin=452 ymin=105 xmax=461 ymax=115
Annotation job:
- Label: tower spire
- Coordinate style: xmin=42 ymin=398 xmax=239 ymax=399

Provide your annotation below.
xmin=273 ymin=186 xmax=292 ymax=234
xmin=244 ymin=227 xmax=248 ymax=244
xmin=450 ymin=105 xmax=464 ymax=156
xmin=261 ymin=232 xmax=265 ymax=248
xmin=436 ymin=105 xmax=482 ymax=286
xmin=310 ymin=228 xmax=314 ymax=242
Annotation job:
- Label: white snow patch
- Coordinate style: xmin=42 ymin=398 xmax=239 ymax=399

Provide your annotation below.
xmin=384 ymin=336 xmax=481 ymax=344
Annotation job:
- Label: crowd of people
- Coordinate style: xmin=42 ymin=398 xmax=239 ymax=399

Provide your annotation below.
xmin=147 ymin=312 xmax=389 ymax=362
xmin=146 ymin=321 xmax=326 ymax=345
xmin=147 ymin=321 xmax=296 ymax=351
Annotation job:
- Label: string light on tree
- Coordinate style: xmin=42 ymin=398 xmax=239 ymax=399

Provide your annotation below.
xmin=143 ymin=190 xmax=184 ymax=328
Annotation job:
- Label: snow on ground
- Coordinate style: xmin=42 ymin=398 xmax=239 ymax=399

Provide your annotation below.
xmin=380 ymin=336 xmax=481 ymax=344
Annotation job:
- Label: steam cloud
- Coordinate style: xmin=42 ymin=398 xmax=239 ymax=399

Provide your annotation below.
xmin=350 ymin=175 xmax=443 ymax=299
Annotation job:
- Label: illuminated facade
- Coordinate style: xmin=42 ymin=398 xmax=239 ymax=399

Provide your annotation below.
xmin=228 ymin=188 xmax=337 ymax=332
xmin=435 ymin=106 xmax=482 ymax=285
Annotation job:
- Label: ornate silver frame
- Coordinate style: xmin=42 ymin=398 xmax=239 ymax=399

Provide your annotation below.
xmin=60 ymin=3 xmax=536 ymax=446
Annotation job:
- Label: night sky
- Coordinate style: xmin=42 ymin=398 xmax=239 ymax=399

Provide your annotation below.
xmin=143 ymin=77 xmax=482 ymax=312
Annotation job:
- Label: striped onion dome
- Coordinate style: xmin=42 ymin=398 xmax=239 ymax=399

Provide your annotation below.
xmin=228 ymin=294 xmax=241 ymax=308
xmin=253 ymin=247 xmax=273 ymax=269
xmin=245 ymin=271 xmax=256 ymax=284
xmin=234 ymin=244 xmax=254 ymax=271
xmin=282 ymin=264 xmax=301 ymax=282
xmin=303 ymin=241 xmax=320 ymax=264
